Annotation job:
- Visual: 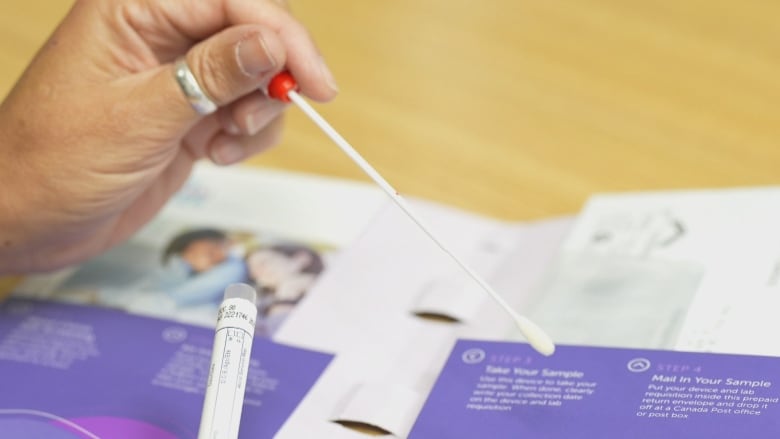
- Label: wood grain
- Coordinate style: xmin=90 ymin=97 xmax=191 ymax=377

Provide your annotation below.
xmin=1 ymin=2 xmax=778 ymax=434
xmin=3 ymin=1 xmax=778 ymax=222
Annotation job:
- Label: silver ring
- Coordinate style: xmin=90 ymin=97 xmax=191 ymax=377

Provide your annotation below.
xmin=173 ymin=57 xmax=218 ymax=115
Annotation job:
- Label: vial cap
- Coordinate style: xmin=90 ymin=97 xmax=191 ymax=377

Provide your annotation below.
xmin=223 ymin=283 xmax=257 ymax=303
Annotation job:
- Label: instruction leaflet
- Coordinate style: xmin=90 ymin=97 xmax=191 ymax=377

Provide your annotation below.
xmin=0 ymin=298 xmax=332 ymax=438
xmin=409 ymin=340 xmax=780 ymax=438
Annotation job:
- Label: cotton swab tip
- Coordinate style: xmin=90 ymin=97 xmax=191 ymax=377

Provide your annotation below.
xmin=514 ymin=315 xmax=556 ymax=356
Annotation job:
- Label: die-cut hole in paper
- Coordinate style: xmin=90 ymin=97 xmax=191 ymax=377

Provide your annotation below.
xmin=412 ymin=311 xmax=460 ymax=323
xmin=333 ymin=420 xmax=391 ymax=436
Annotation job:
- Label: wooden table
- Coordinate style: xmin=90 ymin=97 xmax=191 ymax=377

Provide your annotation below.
xmin=1 ymin=2 xmax=779 ymax=433
xmin=2 ymin=1 xmax=779 ymax=222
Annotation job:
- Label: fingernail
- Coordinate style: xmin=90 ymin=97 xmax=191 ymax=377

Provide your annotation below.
xmin=319 ymin=57 xmax=339 ymax=93
xmin=245 ymin=101 xmax=285 ymax=136
xmin=213 ymin=141 xmax=246 ymax=165
xmin=237 ymin=35 xmax=277 ymax=77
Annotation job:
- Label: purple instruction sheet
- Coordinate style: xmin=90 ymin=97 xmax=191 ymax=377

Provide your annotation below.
xmin=0 ymin=298 xmax=332 ymax=438
xmin=409 ymin=339 xmax=780 ymax=438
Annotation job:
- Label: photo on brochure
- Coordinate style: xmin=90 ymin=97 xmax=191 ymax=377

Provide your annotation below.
xmin=14 ymin=216 xmax=335 ymax=336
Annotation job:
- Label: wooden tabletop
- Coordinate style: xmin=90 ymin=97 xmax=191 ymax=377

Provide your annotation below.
xmin=1 ymin=2 xmax=778 ymax=434
xmin=2 ymin=0 xmax=779 ymax=223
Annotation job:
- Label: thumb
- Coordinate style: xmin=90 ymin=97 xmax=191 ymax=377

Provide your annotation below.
xmin=143 ymin=25 xmax=287 ymax=128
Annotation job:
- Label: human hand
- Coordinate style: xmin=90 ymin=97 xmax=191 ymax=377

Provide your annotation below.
xmin=0 ymin=0 xmax=337 ymax=273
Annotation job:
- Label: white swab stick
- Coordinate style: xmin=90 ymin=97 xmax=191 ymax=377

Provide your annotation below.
xmin=269 ymin=73 xmax=554 ymax=356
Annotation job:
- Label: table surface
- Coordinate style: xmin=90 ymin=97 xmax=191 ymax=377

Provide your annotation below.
xmin=1 ymin=2 xmax=779 ymax=433
xmin=3 ymin=1 xmax=779 ymax=223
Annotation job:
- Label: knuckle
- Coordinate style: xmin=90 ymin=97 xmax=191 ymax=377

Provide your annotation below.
xmin=190 ymin=50 xmax=231 ymax=105
xmin=289 ymin=21 xmax=312 ymax=44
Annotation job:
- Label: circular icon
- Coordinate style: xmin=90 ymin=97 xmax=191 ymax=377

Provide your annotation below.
xmin=627 ymin=358 xmax=651 ymax=373
xmin=462 ymin=348 xmax=486 ymax=364
xmin=162 ymin=326 xmax=188 ymax=343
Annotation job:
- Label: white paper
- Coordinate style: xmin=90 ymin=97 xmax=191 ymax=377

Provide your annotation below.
xmin=15 ymin=163 xmax=576 ymax=438
xmin=275 ymin=200 xmax=574 ymax=437
xmin=555 ymin=187 xmax=780 ymax=355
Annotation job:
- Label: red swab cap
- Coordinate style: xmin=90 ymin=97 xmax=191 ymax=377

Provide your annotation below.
xmin=267 ymin=71 xmax=299 ymax=102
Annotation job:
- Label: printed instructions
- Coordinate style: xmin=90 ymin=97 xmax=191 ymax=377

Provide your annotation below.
xmin=0 ymin=316 xmax=99 ymax=369
xmin=410 ymin=341 xmax=780 ymax=439
xmin=639 ymin=372 xmax=780 ymax=419
xmin=468 ymin=361 xmax=597 ymax=412
xmin=153 ymin=342 xmax=279 ymax=407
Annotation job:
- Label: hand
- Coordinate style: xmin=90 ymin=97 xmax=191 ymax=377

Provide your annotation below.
xmin=0 ymin=0 xmax=338 ymax=273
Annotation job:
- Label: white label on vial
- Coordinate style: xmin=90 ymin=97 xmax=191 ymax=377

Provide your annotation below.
xmin=198 ymin=297 xmax=257 ymax=439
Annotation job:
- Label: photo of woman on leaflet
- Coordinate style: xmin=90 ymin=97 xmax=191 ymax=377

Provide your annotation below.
xmin=246 ymin=243 xmax=325 ymax=336
xmin=14 ymin=219 xmax=331 ymax=333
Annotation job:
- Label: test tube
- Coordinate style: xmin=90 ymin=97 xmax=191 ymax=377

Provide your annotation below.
xmin=198 ymin=283 xmax=258 ymax=439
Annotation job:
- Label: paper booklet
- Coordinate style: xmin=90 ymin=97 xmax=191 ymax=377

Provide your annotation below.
xmin=409 ymin=339 xmax=780 ymax=439
xmin=402 ymin=187 xmax=780 ymax=438
xmin=15 ymin=164 xmax=778 ymax=438
xmin=7 ymin=162 xmax=387 ymax=438
xmin=0 ymin=298 xmax=332 ymax=438
xmin=270 ymin=185 xmax=780 ymax=437
xmin=541 ymin=186 xmax=780 ymax=356
xmin=8 ymin=162 xmax=577 ymax=438
xmin=272 ymin=201 xmax=574 ymax=438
